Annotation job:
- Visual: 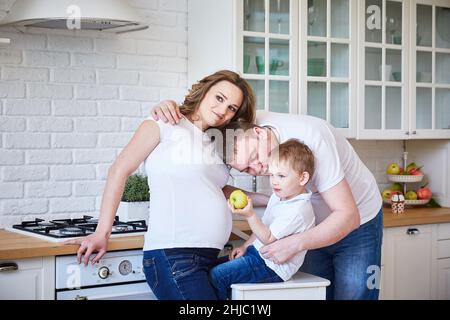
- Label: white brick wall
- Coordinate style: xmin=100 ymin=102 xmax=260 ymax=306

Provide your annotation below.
xmin=0 ymin=0 xmax=188 ymax=226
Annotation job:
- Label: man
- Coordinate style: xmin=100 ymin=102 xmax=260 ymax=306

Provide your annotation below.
xmin=151 ymin=105 xmax=383 ymax=300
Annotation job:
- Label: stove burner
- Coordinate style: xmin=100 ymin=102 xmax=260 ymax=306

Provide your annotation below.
xmin=114 ymin=225 xmax=130 ymax=232
xmin=59 ymin=227 xmax=84 ymax=236
xmin=38 ymin=223 xmax=54 ymax=227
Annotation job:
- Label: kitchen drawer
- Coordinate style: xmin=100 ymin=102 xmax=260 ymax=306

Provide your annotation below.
xmin=0 ymin=257 xmax=43 ymax=270
xmin=438 ymin=240 xmax=450 ymax=259
xmin=438 ymin=223 xmax=450 ymax=240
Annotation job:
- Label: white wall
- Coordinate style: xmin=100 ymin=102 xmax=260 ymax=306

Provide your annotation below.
xmin=0 ymin=0 xmax=188 ymax=227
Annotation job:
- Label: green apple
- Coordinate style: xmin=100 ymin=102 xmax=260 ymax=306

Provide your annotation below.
xmin=405 ymin=190 xmax=418 ymax=200
xmin=381 ymin=189 xmax=392 ymax=200
xmin=229 ymin=190 xmax=248 ymax=209
xmin=390 ymin=183 xmax=403 ymax=192
xmin=386 ymin=163 xmax=401 ymax=175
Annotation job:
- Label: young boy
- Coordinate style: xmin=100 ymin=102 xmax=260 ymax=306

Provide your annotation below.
xmin=210 ymin=139 xmax=316 ymax=300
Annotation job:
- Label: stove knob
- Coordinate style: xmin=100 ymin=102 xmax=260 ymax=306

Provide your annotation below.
xmin=98 ymin=266 xmax=110 ymax=279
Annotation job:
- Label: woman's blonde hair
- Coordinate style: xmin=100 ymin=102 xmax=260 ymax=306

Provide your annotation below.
xmin=180 ymin=70 xmax=256 ymax=126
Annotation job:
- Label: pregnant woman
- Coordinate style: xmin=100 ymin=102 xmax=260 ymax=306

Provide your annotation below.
xmin=65 ymin=70 xmax=256 ymax=299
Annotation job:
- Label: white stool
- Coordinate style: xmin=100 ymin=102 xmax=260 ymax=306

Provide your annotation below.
xmin=231 ymin=272 xmax=330 ymax=300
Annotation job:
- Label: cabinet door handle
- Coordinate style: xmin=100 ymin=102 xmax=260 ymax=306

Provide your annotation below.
xmin=0 ymin=262 xmax=18 ymax=272
xmin=411 ymin=131 xmax=417 ymax=135
xmin=74 ymin=295 xmax=88 ymax=300
xmin=406 ymin=228 xmax=420 ymax=235
xmin=405 ymin=131 xmax=410 ymax=135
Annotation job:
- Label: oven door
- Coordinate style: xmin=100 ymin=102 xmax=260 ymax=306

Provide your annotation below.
xmin=56 ymin=282 xmax=156 ymax=300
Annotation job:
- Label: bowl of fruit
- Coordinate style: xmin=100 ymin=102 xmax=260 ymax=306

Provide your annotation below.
xmin=386 ymin=162 xmax=424 ymax=183
xmin=381 ymin=186 xmax=433 ymax=206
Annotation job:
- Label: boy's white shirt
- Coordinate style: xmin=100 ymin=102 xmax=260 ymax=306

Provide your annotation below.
xmin=252 ymin=191 xmax=316 ymax=281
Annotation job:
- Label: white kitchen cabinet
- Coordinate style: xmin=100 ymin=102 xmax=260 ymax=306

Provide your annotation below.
xmin=189 ymin=0 xmax=450 ymax=140
xmin=300 ymin=0 xmax=358 ymax=137
xmin=189 ymin=0 xmax=299 ymax=114
xmin=380 ymin=224 xmax=435 ymax=299
xmin=0 ymin=256 xmax=55 ymax=300
xmin=358 ymin=0 xmax=450 ymax=139
xmin=410 ymin=0 xmax=450 ymax=139
xmin=437 ymin=223 xmax=450 ymax=299
xmin=189 ymin=0 xmax=355 ymax=136
xmin=358 ymin=0 xmax=410 ymax=139
xmin=437 ymin=259 xmax=450 ymax=299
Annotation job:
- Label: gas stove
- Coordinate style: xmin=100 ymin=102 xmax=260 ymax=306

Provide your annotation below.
xmin=6 ymin=215 xmax=147 ymax=242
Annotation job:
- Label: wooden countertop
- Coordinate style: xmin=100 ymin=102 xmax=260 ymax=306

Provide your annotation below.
xmin=382 ymin=207 xmax=450 ymax=228
xmin=1 ymin=208 xmax=450 ymax=260
xmin=0 ymin=231 xmax=145 ymax=260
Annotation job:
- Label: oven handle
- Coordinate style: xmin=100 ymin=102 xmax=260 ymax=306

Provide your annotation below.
xmin=83 ymin=290 xmax=148 ymax=300
xmin=69 ymin=289 xmax=151 ymax=300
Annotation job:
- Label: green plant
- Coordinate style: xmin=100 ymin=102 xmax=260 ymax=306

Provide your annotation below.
xmin=121 ymin=174 xmax=150 ymax=202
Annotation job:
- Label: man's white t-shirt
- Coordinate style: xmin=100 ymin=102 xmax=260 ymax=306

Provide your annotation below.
xmin=253 ymin=192 xmax=315 ymax=281
xmin=143 ymin=117 xmax=232 ymax=251
xmin=256 ymin=111 xmax=382 ymax=225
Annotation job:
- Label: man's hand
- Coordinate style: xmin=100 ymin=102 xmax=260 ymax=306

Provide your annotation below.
xmin=150 ymin=100 xmax=182 ymax=124
xmin=228 ymin=197 xmax=255 ymax=219
xmin=259 ymin=234 xmax=304 ymax=264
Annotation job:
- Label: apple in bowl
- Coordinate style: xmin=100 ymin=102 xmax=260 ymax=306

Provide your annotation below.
xmin=417 ymin=187 xmax=432 ymax=200
xmin=386 ymin=163 xmax=401 ymax=175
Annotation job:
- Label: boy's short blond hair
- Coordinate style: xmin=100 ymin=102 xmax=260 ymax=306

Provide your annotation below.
xmin=269 ymin=139 xmax=315 ymax=178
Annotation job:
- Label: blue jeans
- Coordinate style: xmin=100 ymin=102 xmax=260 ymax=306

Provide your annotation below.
xmin=209 ymin=245 xmax=283 ymax=300
xmin=300 ymin=208 xmax=383 ymax=300
xmin=143 ymin=247 xmax=221 ymax=300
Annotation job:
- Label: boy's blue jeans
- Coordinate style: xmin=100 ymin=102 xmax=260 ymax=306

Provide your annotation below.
xmin=300 ymin=209 xmax=383 ymax=300
xmin=209 ymin=245 xmax=283 ymax=300
xmin=143 ymin=247 xmax=220 ymax=300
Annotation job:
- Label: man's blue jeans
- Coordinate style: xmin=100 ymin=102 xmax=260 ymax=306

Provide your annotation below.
xmin=209 ymin=245 xmax=283 ymax=300
xmin=143 ymin=247 xmax=220 ymax=300
xmin=300 ymin=209 xmax=383 ymax=300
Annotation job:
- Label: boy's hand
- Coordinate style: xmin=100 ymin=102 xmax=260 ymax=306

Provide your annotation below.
xmin=229 ymin=246 xmax=246 ymax=260
xmin=228 ymin=197 xmax=255 ymax=219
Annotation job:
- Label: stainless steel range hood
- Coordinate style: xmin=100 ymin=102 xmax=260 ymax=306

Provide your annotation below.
xmin=0 ymin=0 xmax=149 ymax=34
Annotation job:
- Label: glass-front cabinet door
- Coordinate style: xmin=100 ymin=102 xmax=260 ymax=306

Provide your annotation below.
xmin=237 ymin=0 xmax=299 ymax=113
xmin=358 ymin=0 xmax=409 ymax=139
xmin=300 ymin=0 xmax=357 ymax=137
xmin=411 ymin=0 xmax=450 ymax=138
